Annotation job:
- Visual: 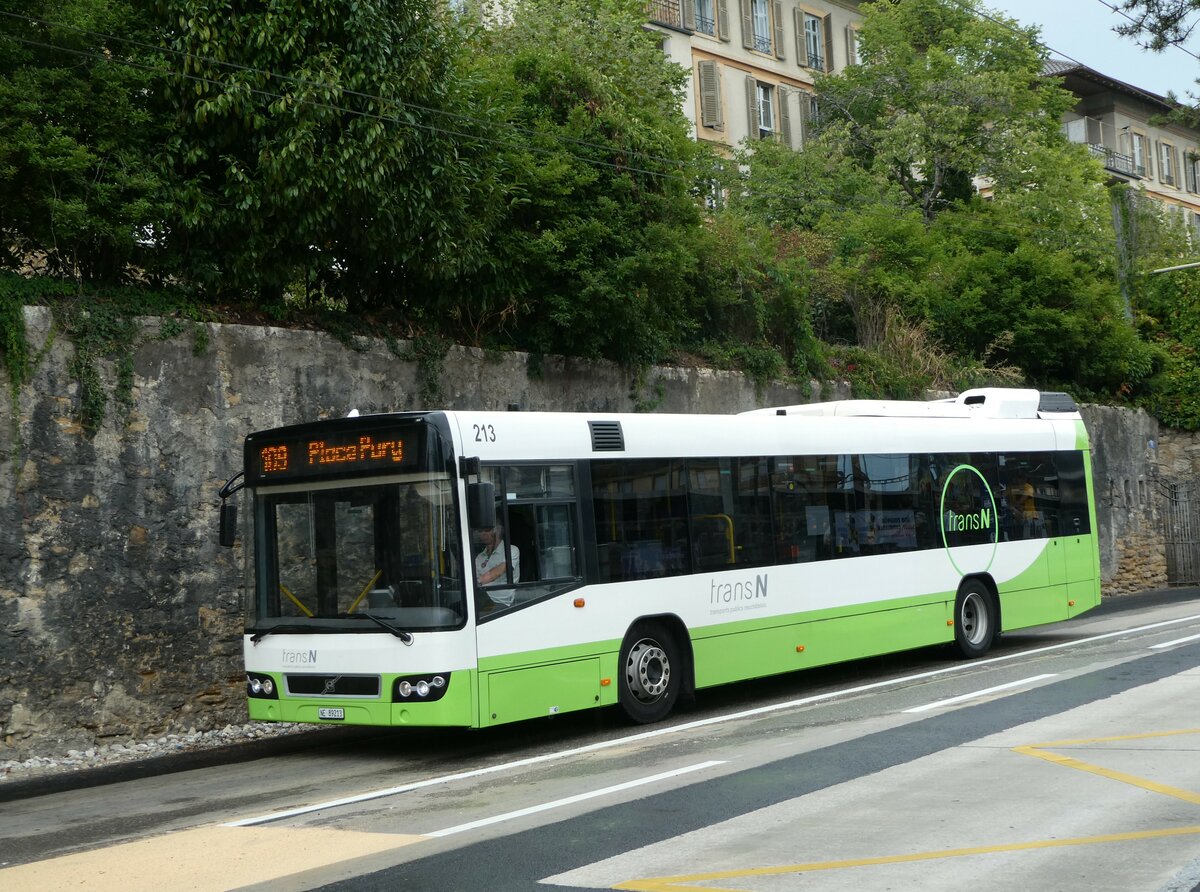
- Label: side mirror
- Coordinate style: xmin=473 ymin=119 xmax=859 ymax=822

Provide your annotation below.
xmin=219 ymin=502 xmax=238 ymax=547
xmin=467 ymin=482 xmax=496 ymax=530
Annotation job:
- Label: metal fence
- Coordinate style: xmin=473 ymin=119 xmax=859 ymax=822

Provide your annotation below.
xmin=1160 ymin=480 xmax=1200 ymax=585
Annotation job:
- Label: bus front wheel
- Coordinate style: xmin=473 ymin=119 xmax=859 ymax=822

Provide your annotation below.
xmin=953 ymin=580 xmax=997 ymax=659
xmin=618 ymin=624 xmax=681 ymax=724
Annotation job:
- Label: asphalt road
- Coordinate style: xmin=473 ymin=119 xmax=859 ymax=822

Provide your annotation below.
xmin=2 ymin=587 xmax=1198 ymax=892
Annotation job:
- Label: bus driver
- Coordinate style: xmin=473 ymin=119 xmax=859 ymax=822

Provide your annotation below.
xmin=475 ymin=524 xmax=520 ymax=588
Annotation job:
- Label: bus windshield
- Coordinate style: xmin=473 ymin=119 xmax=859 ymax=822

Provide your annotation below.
xmin=250 ymin=473 xmax=467 ymax=632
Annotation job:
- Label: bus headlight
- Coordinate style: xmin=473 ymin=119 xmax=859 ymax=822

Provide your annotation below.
xmin=246 ymin=673 xmax=279 ymax=699
xmin=392 ymin=673 xmax=452 ymax=702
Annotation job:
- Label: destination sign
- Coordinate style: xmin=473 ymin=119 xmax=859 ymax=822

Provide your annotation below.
xmin=246 ymin=426 xmax=419 ymax=483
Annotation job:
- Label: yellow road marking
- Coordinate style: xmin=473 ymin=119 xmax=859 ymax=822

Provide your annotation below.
xmin=612 ymin=825 xmax=1200 ymax=892
xmin=615 ymin=728 xmax=1200 ymax=891
xmin=0 ymin=825 xmax=426 ymax=891
xmin=1013 ymin=728 xmax=1200 ymax=805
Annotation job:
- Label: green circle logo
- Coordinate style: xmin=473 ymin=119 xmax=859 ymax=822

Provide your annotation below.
xmin=939 ymin=464 xmax=998 ymax=576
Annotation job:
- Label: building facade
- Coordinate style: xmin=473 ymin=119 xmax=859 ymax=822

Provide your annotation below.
xmin=1052 ymin=59 xmax=1200 ymax=235
xmin=647 ymin=0 xmax=861 ymax=151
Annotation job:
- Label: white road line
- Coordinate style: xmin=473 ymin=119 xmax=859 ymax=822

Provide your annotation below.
xmin=903 ymin=673 xmax=1058 ymax=713
xmin=425 ymin=761 xmax=727 ymax=838
xmin=1149 ymin=632 xmax=1200 ymax=650
xmin=227 ymin=611 xmax=1200 ymax=827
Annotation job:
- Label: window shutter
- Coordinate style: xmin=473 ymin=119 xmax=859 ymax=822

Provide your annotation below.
xmin=779 ymin=87 xmax=793 ymax=148
xmin=1174 ymin=146 xmax=1182 ymax=187
xmin=772 ymin=0 xmax=785 ymax=59
xmin=746 ymin=76 xmax=759 ymax=139
xmin=1187 ymin=152 xmax=1198 ymax=193
xmin=740 ymin=0 xmax=754 ymax=50
xmin=794 ymin=8 xmax=808 ymax=67
xmin=698 ymin=60 xmax=723 ymax=130
xmin=717 ymin=0 xmax=730 ymax=41
xmin=822 ymin=14 xmax=834 ymax=72
xmin=682 ymin=0 xmax=696 ymax=31
xmin=845 ymin=25 xmax=858 ymax=65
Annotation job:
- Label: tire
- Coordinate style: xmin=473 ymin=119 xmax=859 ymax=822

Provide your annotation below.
xmin=618 ymin=623 xmax=682 ymax=724
xmin=953 ymin=580 xmax=997 ymax=659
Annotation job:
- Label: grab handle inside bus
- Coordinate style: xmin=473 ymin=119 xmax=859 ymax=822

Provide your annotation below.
xmin=467 ymin=482 xmax=496 ymax=530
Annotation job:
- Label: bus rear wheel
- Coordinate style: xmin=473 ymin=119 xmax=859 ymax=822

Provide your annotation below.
xmin=953 ymin=580 xmax=997 ymax=658
xmin=618 ymin=624 xmax=681 ymax=724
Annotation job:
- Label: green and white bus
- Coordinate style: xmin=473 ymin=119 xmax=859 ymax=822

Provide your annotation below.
xmin=219 ymin=388 xmax=1100 ymax=727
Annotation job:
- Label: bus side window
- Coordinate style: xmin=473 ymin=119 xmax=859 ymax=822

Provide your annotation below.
xmin=478 ymin=464 xmax=582 ymax=617
xmin=1054 ymin=452 xmax=1089 ymax=535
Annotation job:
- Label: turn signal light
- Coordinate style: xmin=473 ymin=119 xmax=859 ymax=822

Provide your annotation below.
xmin=574 ymin=598 xmax=586 ymax=608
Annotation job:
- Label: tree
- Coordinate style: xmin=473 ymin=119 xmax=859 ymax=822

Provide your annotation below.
xmin=1116 ymin=1 xmax=1200 ymax=51
xmin=815 ymin=0 xmax=1073 ymax=222
xmin=157 ymin=0 xmax=505 ymax=309
xmin=451 ymin=0 xmax=714 ymax=365
xmin=0 ymin=0 xmax=168 ymax=283
xmin=730 ymin=0 xmax=1157 ymax=397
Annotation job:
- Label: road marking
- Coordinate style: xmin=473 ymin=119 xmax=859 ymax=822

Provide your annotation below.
xmin=426 ymin=761 xmax=726 ymax=838
xmin=612 ymin=826 xmax=1200 ymax=891
xmin=1013 ymin=729 xmax=1200 ymax=805
xmin=0 ymin=826 xmax=422 ymax=892
xmin=613 ymin=727 xmax=1200 ymax=891
xmin=1150 ymin=632 xmax=1200 ymax=649
xmin=903 ymin=673 xmax=1057 ymax=713
xmin=228 ymin=611 xmax=1200 ymax=827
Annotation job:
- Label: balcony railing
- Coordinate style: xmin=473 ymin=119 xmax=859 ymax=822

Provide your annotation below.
xmin=1087 ymin=143 xmax=1138 ymax=177
xmin=647 ymin=0 xmax=683 ymax=29
xmin=1063 ymin=116 xmax=1145 ymax=179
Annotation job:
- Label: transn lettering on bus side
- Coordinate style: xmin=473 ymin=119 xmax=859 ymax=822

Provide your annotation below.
xmin=944 ymin=509 xmax=992 ymax=532
xmin=308 ymin=436 xmax=404 ymax=467
xmin=711 ymin=573 xmax=768 ymax=605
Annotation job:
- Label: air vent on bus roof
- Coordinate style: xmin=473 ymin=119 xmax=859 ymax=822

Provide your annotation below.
xmin=1038 ymin=392 xmax=1079 ymax=413
xmin=589 ymin=420 xmax=625 ymax=452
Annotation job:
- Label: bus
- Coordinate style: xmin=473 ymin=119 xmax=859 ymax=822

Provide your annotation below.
xmin=218 ymin=388 xmax=1100 ymax=727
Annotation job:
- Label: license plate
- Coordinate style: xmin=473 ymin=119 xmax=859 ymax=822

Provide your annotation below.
xmin=317 ymin=707 xmax=345 ymax=720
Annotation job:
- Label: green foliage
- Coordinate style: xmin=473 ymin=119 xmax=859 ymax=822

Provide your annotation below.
xmin=817 ymin=0 xmax=1072 ymax=221
xmin=0 ymin=1 xmax=168 ymax=283
xmin=387 ymin=330 xmax=450 ymax=406
xmin=1136 ymin=264 xmax=1200 ymax=426
xmin=157 ymin=0 xmax=504 ymax=309
xmin=12 ymin=277 xmax=209 ymax=434
xmin=452 ymin=0 xmax=713 ymax=366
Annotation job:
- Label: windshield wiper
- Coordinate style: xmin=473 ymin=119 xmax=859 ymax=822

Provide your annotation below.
xmin=249 ymin=624 xmax=314 ymax=644
xmin=353 ymin=613 xmax=414 ymax=645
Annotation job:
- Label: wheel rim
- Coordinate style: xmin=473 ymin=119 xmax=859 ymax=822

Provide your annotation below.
xmin=625 ymin=637 xmax=670 ymax=704
xmin=961 ymin=591 xmax=989 ymax=646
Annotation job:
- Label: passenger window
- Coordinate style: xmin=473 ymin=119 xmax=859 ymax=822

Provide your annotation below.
xmin=592 ymin=460 xmax=689 ymax=582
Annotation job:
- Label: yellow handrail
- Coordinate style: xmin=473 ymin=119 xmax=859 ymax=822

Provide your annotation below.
xmin=279 ymin=583 xmax=314 ymax=618
xmin=348 ymin=569 xmax=384 ymax=614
